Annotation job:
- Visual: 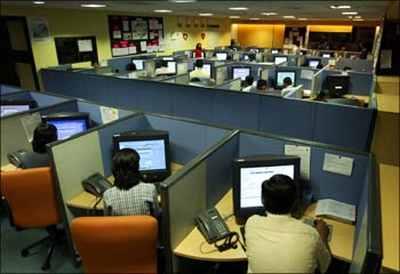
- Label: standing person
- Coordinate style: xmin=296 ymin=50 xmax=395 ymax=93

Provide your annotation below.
xmin=194 ymin=43 xmax=203 ymax=59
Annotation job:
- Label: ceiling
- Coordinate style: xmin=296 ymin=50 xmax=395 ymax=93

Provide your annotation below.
xmin=2 ymin=0 xmax=389 ymax=21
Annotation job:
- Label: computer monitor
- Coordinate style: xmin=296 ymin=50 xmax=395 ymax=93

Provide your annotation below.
xmin=216 ymin=52 xmax=228 ymax=61
xmin=202 ymin=63 xmax=212 ymax=78
xmin=276 ymin=71 xmax=296 ymax=88
xmin=326 ymin=75 xmax=350 ymax=98
xmin=0 ymin=100 xmax=37 ymax=117
xmin=113 ymin=130 xmax=170 ymax=182
xmin=232 ymin=67 xmax=251 ymax=81
xmin=233 ymin=155 xmax=300 ymax=222
xmin=42 ymin=112 xmax=90 ymax=140
xmin=131 ymin=59 xmax=144 ymax=70
xmin=167 ymin=61 xmax=176 ymax=74
xmin=271 ymin=49 xmax=279 ymax=54
xmin=243 ymin=54 xmax=250 ymax=61
xmin=308 ymin=59 xmax=321 ymax=69
xmin=274 ymin=56 xmax=288 ymax=65
xmin=162 ymin=57 xmax=174 ymax=61
xmin=321 ymin=52 xmax=332 ymax=58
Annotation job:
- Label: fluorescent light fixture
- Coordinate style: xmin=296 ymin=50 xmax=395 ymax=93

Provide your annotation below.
xmin=330 ymin=5 xmax=351 ymax=9
xmin=354 ymin=15 xmax=362 ymax=19
xmin=229 ymin=7 xmax=248 ymax=11
xmin=170 ymin=0 xmax=196 ymax=3
xmin=81 ymin=3 xmax=107 ymax=8
xmin=199 ymin=13 xmax=213 ymax=16
xmin=342 ymin=11 xmax=358 ymax=15
xmin=249 ymin=18 xmax=260 ymax=20
xmin=353 ymin=18 xmax=365 ymax=21
xmin=153 ymin=9 xmax=173 ymax=13
xmin=33 ymin=1 xmax=45 ymax=4
xmin=348 ymin=16 xmax=353 ymax=19
xmin=261 ymin=12 xmax=278 ymax=16
xmin=229 ymin=16 xmax=241 ymax=19
xmin=298 ymin=18 xmax=308 ymax=21
xmin=283 ymin=15 xmax=296 ymax=19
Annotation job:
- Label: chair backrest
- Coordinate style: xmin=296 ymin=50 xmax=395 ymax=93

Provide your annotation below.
xmin=0 ymin=167 xmax=60 ymax=228
xmin=71 ymin=216 xmax=158 ymax=274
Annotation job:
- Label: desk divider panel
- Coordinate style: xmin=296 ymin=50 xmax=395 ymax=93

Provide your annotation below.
xmin=348 ymin=72 xmax=374 ymax=95
xmin=336 ymin=58 xmax=373 ymax=73
xmin=0 ymin=84 xmax=24 ymax=95
xmin=0 ymin=91 xmax=33 ymax=101
xmin=30 ymin=91 xmax=71 ymax=107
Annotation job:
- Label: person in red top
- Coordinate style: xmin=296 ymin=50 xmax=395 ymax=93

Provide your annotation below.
xmin=194 ymin=43 xmax=203 ymax=59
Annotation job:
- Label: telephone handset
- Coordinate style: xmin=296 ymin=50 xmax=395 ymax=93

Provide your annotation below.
xmin=82 ymin=173 xmax=112 ymax=197
xmin=196 ymin=208 xmax=231 ymax=244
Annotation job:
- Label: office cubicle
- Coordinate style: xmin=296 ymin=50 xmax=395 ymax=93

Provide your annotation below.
xmin=160 ymin=130 xmax=382 ymax=274
xmin=41 ymin=68 xmax=377 ymax=152
xmin=0 ymin=84 xmax=24 ymax=96
xmin=48 ymin=112 xmax=235 ymax=263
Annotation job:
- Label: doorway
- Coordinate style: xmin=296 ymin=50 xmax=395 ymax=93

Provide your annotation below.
xmin=0 ymin=16 xmax=39 ymax=90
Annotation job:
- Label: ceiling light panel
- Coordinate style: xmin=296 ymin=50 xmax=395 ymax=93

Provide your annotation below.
xmin=229 ymin=7 xmax=248 ymax=11
xmin=81 ymin=3 xmax=107 ymax=8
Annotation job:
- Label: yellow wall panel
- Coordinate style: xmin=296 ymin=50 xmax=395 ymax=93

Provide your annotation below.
xmin=309 ymin=25 xmax=352 ymax=33
xmin=236 ymin=24 xmax=285 ymax=48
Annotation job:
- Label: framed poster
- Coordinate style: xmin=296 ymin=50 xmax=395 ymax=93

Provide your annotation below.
xmin=29 ymin=17 xmax=50 ymax=41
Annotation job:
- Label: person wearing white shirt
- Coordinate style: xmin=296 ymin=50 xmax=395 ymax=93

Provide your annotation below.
xmin=190 ymin=59 xmax=210 ymax=80
xmin=245 ymin=174 xmax=331 ymax=274
xmin=281 ymin=77 xmax=294 ymax=96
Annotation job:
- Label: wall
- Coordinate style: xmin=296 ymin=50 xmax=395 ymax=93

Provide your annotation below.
xmin=308 ymin=25 xmax=353 ymax=33
xmin=1 ymin=6 xmax=231 ymax=88
xmin=235 ymin=24 xmax=285 ymax=48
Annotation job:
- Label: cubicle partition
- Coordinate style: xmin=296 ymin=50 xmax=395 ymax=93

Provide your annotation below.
xmin=48 ymin=113 xmax=234 ymax=263
xmin=336 ymin=58 xmax=373 ymax=73
xmin=160 ymin=130 xmax=382 ymax=274
xmin=0 ymin=84 xmax=24 ymax=95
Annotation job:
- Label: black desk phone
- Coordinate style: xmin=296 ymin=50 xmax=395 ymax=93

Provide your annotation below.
xmin=82 ymin=173 xmax=112 ymax=197
xmin=196 ymin=208 xmax=231 ymax=244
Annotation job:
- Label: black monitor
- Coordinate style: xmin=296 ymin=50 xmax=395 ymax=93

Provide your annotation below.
xmin=131 ymin=59 xmax=144 ymax=70
xmin=113 ymin=130 xmax=170 ymax=182
xmin=216 ymin=52 xmax=228 ymax=61
xmin=233 ymin=155 xmax=300 ymax=222
xmin=307 ymin=59 xmax=321 ymax=69
xmin=232 ymin=67 xmax=251 ymax=81
xmin=42 ymin=112 xmax=90 ymax=140
xmin=0 ymin=100 xmax=37 ymax=117
xmin=326 ymin=75 xmax=350 ymax=98
xmin=274 ymin=56 xmax=288 ymax=65
xmin=276 ymin=71 xmax=296 ymax=88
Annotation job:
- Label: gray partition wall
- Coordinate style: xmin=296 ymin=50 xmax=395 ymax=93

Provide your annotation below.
xmin=41 ymin=69 xmax=376 ymax=151
xmin=0 ymin=84 xmax=24 ymax=95
xmin=161 ymin=129 xmax=382 ymax=274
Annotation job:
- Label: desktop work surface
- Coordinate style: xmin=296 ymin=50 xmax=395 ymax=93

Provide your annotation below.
xmin=174 ymin=189 xmax=354 ymax=263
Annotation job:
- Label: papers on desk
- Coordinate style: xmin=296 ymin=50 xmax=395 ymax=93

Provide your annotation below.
xmin=315 ymin=199 xmax=356 ymax=224
xmin=284 ymin=144 xmax=311 ymax=180
xmin=20 ymin=112 xmax=42 ymax=142
xmin=100 ymin=106 xmax=119 ymax=124
xmin=323 ymin=153 xmax=354 ymax=176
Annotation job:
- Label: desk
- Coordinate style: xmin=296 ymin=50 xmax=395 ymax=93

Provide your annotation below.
xmin=67 ymin=162 xmax=183 ymax=211
xmin=343 ymin=94 xmax=370 ymax=105
xmin=174 ymin=190 xmax=355 ymax=263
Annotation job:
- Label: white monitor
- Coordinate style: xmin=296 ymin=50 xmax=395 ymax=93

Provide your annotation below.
xmin=167 ymin=61 xmax=176 ymax=73
xmin=216 ymin=52 xmax=228 ymax=60
xmin=276 ymin=71 xmax=296 ymax=87
xmin=309 ymin=60 xmax=320 ymax=69
xmin=232 ymin=67 xmax=251 ymax=81
xmin=271 ymin=49 xmax=279 ymax=54
xmin=132 ymin=59 xmax=144 ymax=70
xmin=274 ymin=56 xmax=288 ymax=65
xmin=202 ymin=63 xmax=211 ymax=78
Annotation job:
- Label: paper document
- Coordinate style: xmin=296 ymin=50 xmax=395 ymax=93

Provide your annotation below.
xmin=20 ymin=112 xmax=42 ymax=142
xmin=100 ymin=106 xmax=119 ymax=124
xmin=315 ymin=199 xmax=356 ymax=223
xmin=140 ymin=41 xmax=147 ymax=51
xmin=284 ymin=144 xmax=311 ymax=180
xmin=112 ymin=47 xmax=128 ymax=57
xmin=77 ymin=39 xmax=93 ymax=52
xmin=323 ymin=153 xmax=354 ymax=176
xmin=300 ymin=69 xmax=314 ymax=80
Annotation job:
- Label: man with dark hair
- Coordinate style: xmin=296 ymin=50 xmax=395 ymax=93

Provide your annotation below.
xmin=242 ymin=75 xmax=255 ymax=92
xmin=256 ymin=79 xmax=268 ymax=91
xmin=103 ymin=148 xmax=157 ymax=216
xmin=245 ymin=174 xmax=331 ymax=273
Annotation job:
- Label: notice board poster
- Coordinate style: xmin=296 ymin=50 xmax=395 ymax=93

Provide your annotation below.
xmin=108 ymin=15 xmax=164 ymax=57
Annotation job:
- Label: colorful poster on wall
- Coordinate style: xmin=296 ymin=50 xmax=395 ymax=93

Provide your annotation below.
xmin=131 ymin=18 xmax=148 ymax=40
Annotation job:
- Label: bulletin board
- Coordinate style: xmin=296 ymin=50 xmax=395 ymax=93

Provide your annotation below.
xmin=54 ymin=36 xmax=98 ymax=65
xmin=108 ymin=15 xmax=164 ymax=57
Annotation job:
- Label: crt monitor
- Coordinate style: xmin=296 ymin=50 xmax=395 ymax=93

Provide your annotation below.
xmin=0 ymin=100 xmax=36 ymax=117
xmin=131 ymin=59 xmax=144 ymax=70
xmin=276 ymin=71 xmax=296 ymax=88
xmin=274 ymin=56 xmax=288 ymax=65
xmin=326 ymin=75 xmax=350 ymax=98
xmin=232 ymin=67 xmax=251 ymax=81
xmin=233 ymin=155 xmax=300 ymax=222
xmin=308 ymin=59 xmax=321 ymax=69
xmin=216 ymin=52 xmax=228 ymax=61
xmin=113 ymin=130 xmax=171 ymax=182
xmin=42 ymin=112 xmax=90 ymax=140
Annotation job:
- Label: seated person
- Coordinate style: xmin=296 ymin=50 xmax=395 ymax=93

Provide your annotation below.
xmin=256 ymin=79 xmax=268 ymax=92
xmin=245 ymin=174 xmax=331 ymax=274
xmin=190 ymin=59 xmax=210 ymax=80
xmin=242 ymin=75 xmax=254 ymax=92
xmin=281 ymin=77 xmax=294 ymax=96
xmin=103 ymin=148 xmax=158 ymax=216
xmin=8 ymin=122 xmax=58 ymax=169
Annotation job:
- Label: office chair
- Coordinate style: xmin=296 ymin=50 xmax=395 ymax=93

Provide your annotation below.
xmin=0 ymin=167 xmax=63 ymax=271
xmin=71 ymin=216 xmax=158 ymax=274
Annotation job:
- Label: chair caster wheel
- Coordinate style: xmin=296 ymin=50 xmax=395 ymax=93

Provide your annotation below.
xmin=21 ymin=250 xmax=29 ymax=257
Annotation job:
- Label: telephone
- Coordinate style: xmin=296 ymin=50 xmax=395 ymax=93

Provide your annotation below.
xmin=7 ymin=150 xmax=29 ymax=168
xmin=196 ymin=208 xmax=231 ymax=244
xmin=82 ymin=173 xmax=112 ymax=197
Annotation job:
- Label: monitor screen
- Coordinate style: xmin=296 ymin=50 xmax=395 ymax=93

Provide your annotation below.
xmin=232 ymin=67 xmax=251 ymax=81
xmin=243 ymin=55 xmax=250 ymax=61
xmin=216 ymin=53 xmax=228 ymax=60
xmin=308 ymin=60 xmax=320 ymax=69
xmin=274 ymin=56 xmax=288 ymax=65
xmin=167 ymin=61 xmax=176 ymax=73
xmin=327 ymin=75 xmax=350 ymax=98
xmin=0 ymin=104 xmax=30 ymax=117
xmin=48 ymin=119 xmax=88 ymax=140
xmin=276 ymin=71 xmax=296 ymax=87
xmin=162 ymin=57 xmax=174 ymax=61
xmin=322 ymin=53 xmax=331 ymax=58
xmin=271 ymin=49 xmax=279 ymax=54
xmin=132 ymin=59 xmax=144 ymax=70
xmin=203 ymin=63 xmax=212 ymax=78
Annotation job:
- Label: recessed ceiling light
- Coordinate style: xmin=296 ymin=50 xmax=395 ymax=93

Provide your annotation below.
xmin=229 ymin=16 xmax=241 ymax=19
xmin=170 ymin=0 xmax=196 ymax=3
xmin=229 ymin=7 xmax=248 ymax=11
xmin=81 ymin=3 xmax=107 ymax=8
xmin=283 ymin=16 xmax=296 ymax=19
xmin=153 ymin=9 xmax=173 ymax=13
xmin=249 ymin=18 xmax=260 ymax=20
xmin=354 ymin=15 xmax=362 ymax=19
xmin=330 ymin=5 xmax=351 ymax=9
xmin=199 ymin=13 xmax=213 ymax=16
xmin=33 ymin=1 xmax=45 ymax=4
xmin=261 ymin=12 xmax=278 ymax=16
xmin=298 ymin=18 xmax=308 ymax=21
xmin=348 ymin=16 xmax=353 ymax=19
xmin=353 ymin=18 xmax=365 ymax=21
xmin=342 ymin=11 xmax=358 ymax=15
